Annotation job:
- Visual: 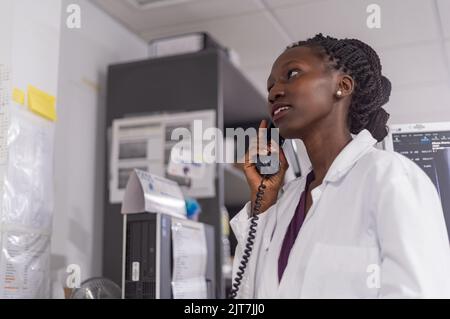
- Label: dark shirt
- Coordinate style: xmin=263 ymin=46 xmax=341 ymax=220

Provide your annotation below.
xmin=278 ymin=171 xmax=315 ymax=282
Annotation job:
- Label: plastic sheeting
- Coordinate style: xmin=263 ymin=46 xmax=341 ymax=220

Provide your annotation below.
xmin=0 ymin=105 xmax=54 ymax=298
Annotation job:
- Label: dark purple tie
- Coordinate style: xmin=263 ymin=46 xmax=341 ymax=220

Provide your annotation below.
xmin=278 ymin=171 xmax=315 ymax=282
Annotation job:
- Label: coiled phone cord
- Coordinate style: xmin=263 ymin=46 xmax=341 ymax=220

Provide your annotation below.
xmin=229 ymin=177 xmax=268 ymax=299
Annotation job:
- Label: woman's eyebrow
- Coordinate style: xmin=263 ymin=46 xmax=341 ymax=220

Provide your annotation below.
xmin=281 ymin=59 xmax=307 ymax=68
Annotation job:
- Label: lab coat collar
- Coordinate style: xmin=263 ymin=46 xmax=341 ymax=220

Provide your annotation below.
xmin=281 ymin=130 xmax=377 ymax=192
xmin=323 ymin=129 xmax=377 ymax=183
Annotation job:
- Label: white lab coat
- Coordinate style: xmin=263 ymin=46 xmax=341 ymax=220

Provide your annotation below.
xmin=230 ymin=129 xmax=450 ymax=298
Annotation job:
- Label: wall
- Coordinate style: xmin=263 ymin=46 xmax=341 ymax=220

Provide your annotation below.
xmin=10 ymin=0 xmax=61 ymax=95
xmin=51 ymin=0 xmax=148 ymax=297
xmin=0 ymin=1 xmax=13 ymax=65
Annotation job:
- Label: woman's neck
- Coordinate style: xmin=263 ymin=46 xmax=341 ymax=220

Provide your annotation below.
xmin=303 ymin=127 xmax=353 ymax=184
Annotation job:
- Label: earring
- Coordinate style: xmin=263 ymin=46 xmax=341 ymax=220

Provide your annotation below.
xmin=336 ymin=90 xmax=343 ymax=97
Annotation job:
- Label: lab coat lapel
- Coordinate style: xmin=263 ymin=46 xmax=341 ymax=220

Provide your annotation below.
xmin=259 ymin=176 xmax=308 ymax=298
xmin=277 ymin=173 xmax=322 ymax=297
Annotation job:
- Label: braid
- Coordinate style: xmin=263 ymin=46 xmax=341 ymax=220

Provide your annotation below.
xmin=287 ymin=34 xmax=392 ymax=142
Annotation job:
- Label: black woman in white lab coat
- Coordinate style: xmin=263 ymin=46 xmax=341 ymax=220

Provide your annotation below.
xmin=230 ymin=34 xmax=450 ymax=298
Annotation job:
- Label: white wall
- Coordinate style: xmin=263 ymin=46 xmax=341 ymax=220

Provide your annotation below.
xmin=11 ymin=0 xmax=62 ymax=95
xmin=0 ymin=1 xmax=13 ymax=64
xmin=52 ymin=0 xmax=148 ymax=297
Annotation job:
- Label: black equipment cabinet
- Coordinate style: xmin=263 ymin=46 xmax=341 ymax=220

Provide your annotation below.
xmin=103 ymin=47 xmax=266 ymax=299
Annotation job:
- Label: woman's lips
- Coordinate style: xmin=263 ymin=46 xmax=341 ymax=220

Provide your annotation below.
xmin=272 ymin=106 xmax=291 ymax=122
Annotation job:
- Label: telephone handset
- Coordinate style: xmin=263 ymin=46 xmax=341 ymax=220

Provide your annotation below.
xmin=229 ymin=121 xmax=286 ymax=299
xmin=255 ymin=121 xmax=286 ymax=176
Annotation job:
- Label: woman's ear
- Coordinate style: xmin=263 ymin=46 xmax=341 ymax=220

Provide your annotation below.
xmin=337 ymin=75 xmax=354 ymax=97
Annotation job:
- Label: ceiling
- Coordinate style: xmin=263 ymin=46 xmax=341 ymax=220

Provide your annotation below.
xmin=91 ymin=0 xmax=450 ymax=117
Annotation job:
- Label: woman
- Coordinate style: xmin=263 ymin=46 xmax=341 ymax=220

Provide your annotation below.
xmin=230 ymin=34 xmax=450 ymax=298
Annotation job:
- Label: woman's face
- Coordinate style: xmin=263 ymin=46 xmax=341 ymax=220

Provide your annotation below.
xmin=267 ymin=46 xmax=340 ymax=139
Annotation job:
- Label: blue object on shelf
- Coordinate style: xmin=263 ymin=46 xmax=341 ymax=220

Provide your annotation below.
xmin=185 ymin=197 xmax=202 ymax=220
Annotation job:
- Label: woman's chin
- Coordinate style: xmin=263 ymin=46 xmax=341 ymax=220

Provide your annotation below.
xmin=277 ymin=121 xmax=302 ymax=139
xmin=278 ymin=127 xmax=299 ymax=140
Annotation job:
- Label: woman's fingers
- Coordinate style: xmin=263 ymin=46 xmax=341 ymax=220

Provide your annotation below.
xmin=258 ymin=120 xmax=271 ymax=155
xmin=259 ymin=119 xmax=268 ymax=129
xmin=242 ymin=120 xmax=271 ymax=185
xmin=245 ymin=120 xmax=269 ymax=163
xmin=240 ymin=120 xmax=290 ymax=201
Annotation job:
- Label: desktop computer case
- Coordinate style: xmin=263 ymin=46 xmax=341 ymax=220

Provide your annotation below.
xmin=122 ymin=213 xmax=215 ymax=299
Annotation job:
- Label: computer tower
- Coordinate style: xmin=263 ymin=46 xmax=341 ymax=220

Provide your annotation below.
xmin=122 ymin=213 xmax=216 ymax=299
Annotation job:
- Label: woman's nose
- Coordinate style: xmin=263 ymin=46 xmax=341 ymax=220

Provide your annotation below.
xmin=268 ymin=85 xmax=286 ymax=104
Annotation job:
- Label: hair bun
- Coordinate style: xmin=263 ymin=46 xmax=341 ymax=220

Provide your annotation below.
xmin=366 ymin=107 xmax=390 ymax=142
xmin=380 ymin=76 xmax=392 ymax=105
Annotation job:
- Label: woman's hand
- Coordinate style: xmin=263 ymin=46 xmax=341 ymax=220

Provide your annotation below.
xmin=242 ymin=120 xmax=290 ymax=214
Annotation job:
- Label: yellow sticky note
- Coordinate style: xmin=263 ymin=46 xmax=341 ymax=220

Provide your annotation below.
xmin=27 ymin=85 xmax=57 ymax=121
xmin=12 ymin=88 xmax=25 ymax=105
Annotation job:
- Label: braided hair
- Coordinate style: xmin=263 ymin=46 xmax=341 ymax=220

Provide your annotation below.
xmin=286 ymin=33 xmax=392 ymax=142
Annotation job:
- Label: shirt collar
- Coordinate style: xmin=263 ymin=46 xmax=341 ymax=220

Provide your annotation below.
xmin=323 ymin=129 xmax=377 ymax=183
xmin=284 ymin=129 xmax=377 ymax=190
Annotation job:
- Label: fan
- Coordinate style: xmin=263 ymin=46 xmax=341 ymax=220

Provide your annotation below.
xmin=70 ymin=277 xmax=122 ymax=299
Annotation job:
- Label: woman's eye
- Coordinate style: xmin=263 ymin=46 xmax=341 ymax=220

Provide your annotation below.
xmin=287 ymin=70 xmax=300 ymax=79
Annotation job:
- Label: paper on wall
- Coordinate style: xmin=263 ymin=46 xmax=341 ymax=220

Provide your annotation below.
xmin=0 ymin=231 xmax=50 ymax=299
xmin=1 ymin=106 xmax=54 ymax=231
xmin=0 ymin=65 xmax=11 ymax=110
xmin=0 ymin=105 xmax=54 ymax=299
xmin=164 ymin=111 xmax=216 ymax=199
xmin=110 ymin=118 xmax=165 ymax=204
xmin=12 ymin=88 xmax=25 ymax=105
xmin=27 ymin=85 xmax=57 ymax=121
xmin=110 ymin=110 xmax=216 ymax=204
xmin=167 ymin=140 xmax=207 ymax=179
xmin=0 ymin=65 xmax=11 ymax=167
xmin=0 ymin=0 xmax=59 ymax=299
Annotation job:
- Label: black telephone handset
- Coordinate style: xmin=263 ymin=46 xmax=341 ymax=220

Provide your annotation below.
xmin=255 ymin=121 xmax=286 ymax=176
xmin=230 ymin=121 xmax=286 ymax=299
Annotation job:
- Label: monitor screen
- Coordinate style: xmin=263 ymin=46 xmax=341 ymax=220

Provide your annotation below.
xmin=385 ymin=123 xmax=450 ymax=238
xmin=390 ymin=130 xmax=450 ymax=193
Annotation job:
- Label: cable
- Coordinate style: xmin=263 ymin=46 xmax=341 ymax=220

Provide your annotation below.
xmin=229 ymin=177 xmax=268 ymax=299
